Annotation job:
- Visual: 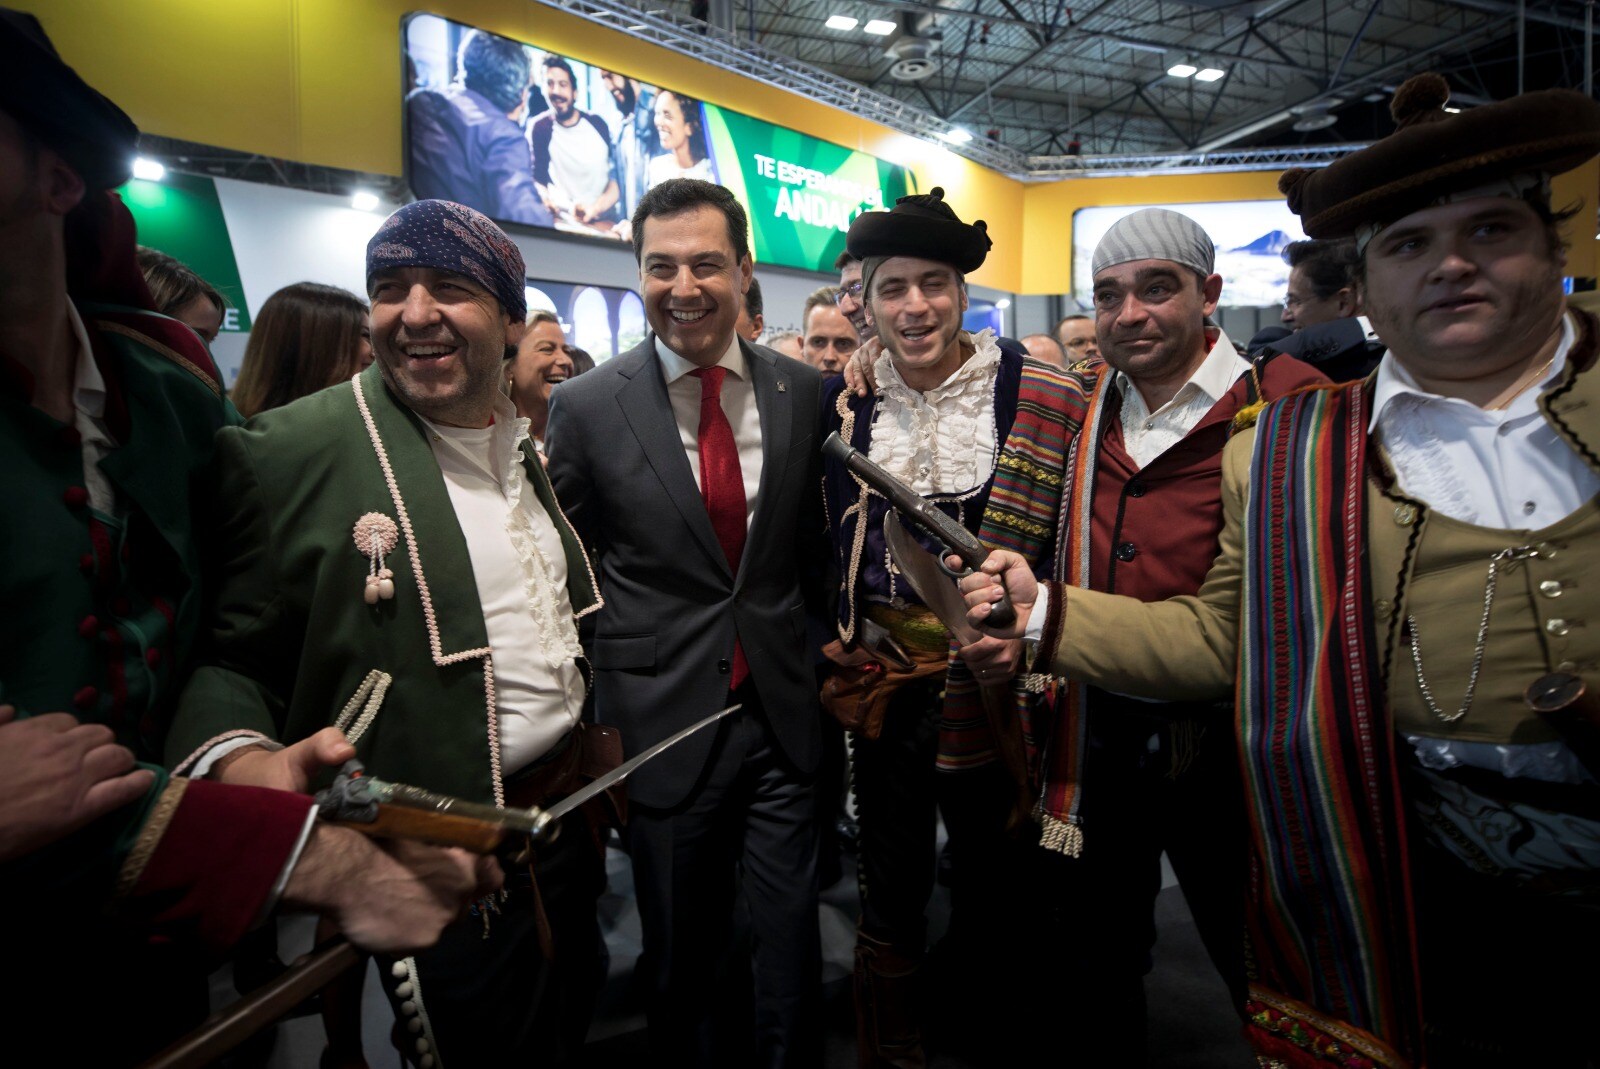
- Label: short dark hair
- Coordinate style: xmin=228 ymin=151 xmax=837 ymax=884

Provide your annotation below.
xmin=540 ymin=54 xmax=577 ymax=88
xmin=834 ymin=250 xmax=859 ymax=271
xmin=1284 ymin=239 xmax=1358 ymax=299
xmin=1056 ymin=313 xmax=1089 ymax=327
xmin=631 ymin=178 xmax=751 ymax=264
xmin=459 ymin=31 xmax=531 ymax=114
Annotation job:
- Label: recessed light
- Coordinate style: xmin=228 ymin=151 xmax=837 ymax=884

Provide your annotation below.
xmin=351 ymin=191 xmax=381 ymax=212
xmin=863 ymin=18 xmax=896 ymax=34
xmin=131 ymin=157 xmax=165 ymax=182
xmin=825 ymin=14 xmax=858 ymax=30
xmin=939 ymin=128 xmax=974 ymax=144
xmin=995 ymin=298 xmax=1011 ymax=309
xmin=1167 ymin=63 xmax=1198 ymax=78
xmin=1443 ymin=105 xmax=1461 ymax=113
xmin=1194 ymin=67 xmax=1226 ymax=82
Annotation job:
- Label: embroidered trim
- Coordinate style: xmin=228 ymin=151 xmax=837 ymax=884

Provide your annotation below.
xmin=353 ymin=374 xmax=504 ymax=808
xmin=334 ymin=669 xmax=393 ymax=744
xmin=172 ymin=729 xmax=274 ymax=776
xmin=94 ymin=320 xmax=221 ymax=396
xmin=1245 ymin=987 xmax=1410 ymax=1069
xmin=396 ymin=955 xmax=444 ymax=1068
xmin=116 ymin=778 xmax=188 ymax=897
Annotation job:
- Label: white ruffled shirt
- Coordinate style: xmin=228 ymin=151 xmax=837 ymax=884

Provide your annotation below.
xmin=868 ymin=328 xmax=1001 ymax=494
xmin=1370 ymin=312 xmax=1597 ymax=784
xmin=422 ymin=392 xmax=585 ymax=773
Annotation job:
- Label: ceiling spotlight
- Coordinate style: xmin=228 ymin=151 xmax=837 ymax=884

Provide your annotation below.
xmin=131 ymin=156 xmax=165 ymax=182
xmin=1167 ymin=63 xmax=1198 ymax=78
xmin=863 ymin=18 xmax=896 ymax=34
xmin=825 ymin=14 xmax=858 ymax=30
xmin=939 ymin=128 xmax=974 ymax=144
xmin=1194 ymin=67 xmax=1226 ymax=82
xmin=1443 ymin=105 xmax=1461 ymax=114
xmin=995 ymin=298 xmax=1012 ymax=309
xmin=351 ymin=190 xmax=381 ymax=212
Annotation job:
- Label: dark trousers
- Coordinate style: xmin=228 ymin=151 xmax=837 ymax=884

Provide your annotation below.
xmin=1414 ymin=811 xmax=1600 ymax=1066
xmin=376 ymin=807 xmax=605 ymax=1067
xmin=852 ymin=678 xmax=1022 ymax=957
xmin=625 ymin=688 xmax=823 ymax=1069
xmin=1022 ymin=695 xmax=1248 ymax=1065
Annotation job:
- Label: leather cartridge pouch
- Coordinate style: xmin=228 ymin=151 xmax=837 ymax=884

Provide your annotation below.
xmin=820 ymin=639 xmax=949 ymax=740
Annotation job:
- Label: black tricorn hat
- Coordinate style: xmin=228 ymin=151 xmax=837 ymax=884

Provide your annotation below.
xmin=0 ymin=9 xmax=140 ymax=190
xmin=846 ymin=186 xmax=992 ymax=273
xmin=1279 ymin=73 xmax=1600 ymax=239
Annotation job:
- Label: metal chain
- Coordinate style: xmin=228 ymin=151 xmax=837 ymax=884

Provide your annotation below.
xmin=1406 ymin=544 xmax=1537 ymax=723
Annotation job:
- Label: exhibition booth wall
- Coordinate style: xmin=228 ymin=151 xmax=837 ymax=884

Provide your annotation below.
xmin=24 ymin=0 xmax=1597 ymax=299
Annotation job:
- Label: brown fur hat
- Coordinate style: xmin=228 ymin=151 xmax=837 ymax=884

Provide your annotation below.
xmin=1278 ymin=73 xmax=1600 ymax=239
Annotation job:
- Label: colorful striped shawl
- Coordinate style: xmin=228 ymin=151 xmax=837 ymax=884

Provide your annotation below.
xmin=1238 ymin=382 xmax=1422 ymax=1068
xmin=936 ymin=359 xmax=1086 ymax=780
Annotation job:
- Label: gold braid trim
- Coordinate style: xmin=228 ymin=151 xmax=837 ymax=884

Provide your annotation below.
xmin=94 ymin=320 xmax=223 ymax=397
xmin=115 ymin=778 xmax=188 ymax=899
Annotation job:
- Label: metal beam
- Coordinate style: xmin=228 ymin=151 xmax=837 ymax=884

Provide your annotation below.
xmin=1435 ymin=0 xmax=1592 ymax=31
xmin=1186 ymin=12 xmax=1512 ymax=153
xmin=1327 ymin=0 xmax=1383 ymax=91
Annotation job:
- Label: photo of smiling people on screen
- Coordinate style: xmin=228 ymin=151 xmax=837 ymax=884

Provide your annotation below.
xmin=646 ymin=90 xmax=717 ymax=189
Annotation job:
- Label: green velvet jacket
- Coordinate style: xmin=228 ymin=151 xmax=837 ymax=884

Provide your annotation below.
xmin=166 ymin=362 xmax=599 ymax=806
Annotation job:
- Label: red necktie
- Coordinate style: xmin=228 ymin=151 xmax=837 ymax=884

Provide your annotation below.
xmin=690 ymin=367 xmax=749 ymax=689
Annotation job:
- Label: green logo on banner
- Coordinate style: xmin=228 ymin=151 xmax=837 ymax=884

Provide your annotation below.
xmin=117 ymin=172 xmax=252 ymax=332
xmin=705 ymin=106 xmax=912 ymax=273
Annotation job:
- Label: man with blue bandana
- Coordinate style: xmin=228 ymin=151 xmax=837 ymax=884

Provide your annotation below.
xmin=169 ymin=199 xmax=610 ymax=1067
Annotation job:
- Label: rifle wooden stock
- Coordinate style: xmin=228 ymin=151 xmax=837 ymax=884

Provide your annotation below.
xmin=338 ymin=802 xmax=513 ymax=853
xmin=137 ymin=940 xmax=362 ymax=1069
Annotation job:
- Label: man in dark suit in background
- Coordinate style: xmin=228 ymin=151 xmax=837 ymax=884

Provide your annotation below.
xmin=547 ymin=178 xmax=825 ymax=1068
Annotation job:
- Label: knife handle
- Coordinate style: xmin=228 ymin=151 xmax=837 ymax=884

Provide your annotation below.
xmin=335 ymin=805 xmax=511 ymax=854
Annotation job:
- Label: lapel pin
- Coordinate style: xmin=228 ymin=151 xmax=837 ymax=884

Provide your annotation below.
xmin=353 ymin=512 xmax=400 ymax=604
xmin=777 ymin=381 xmax=787 ymax=393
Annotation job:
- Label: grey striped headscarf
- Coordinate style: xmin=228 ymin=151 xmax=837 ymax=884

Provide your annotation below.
xmin=1091 ymin=208 xmax=1215 ymax=279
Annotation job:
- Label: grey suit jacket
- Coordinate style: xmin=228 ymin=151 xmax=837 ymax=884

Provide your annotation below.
xmin=547 ymin=335 xmax=825 ymax=808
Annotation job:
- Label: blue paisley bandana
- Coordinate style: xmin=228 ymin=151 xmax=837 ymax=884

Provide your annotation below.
xmin=366 ymin=199 xmax=527 ymax=320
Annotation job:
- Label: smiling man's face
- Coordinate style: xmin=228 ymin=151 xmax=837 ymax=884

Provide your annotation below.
xmin=368 ymin=266 xmax=518 ymax=427
xmin=638 ymin=204 xmax=751 ymax=368
xmin=866 ymin=256 xmax=966 ymax=387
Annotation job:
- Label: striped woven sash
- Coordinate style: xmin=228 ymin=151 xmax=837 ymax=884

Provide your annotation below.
xmin=1237 ymin=382 xmax=1422 ymax=1068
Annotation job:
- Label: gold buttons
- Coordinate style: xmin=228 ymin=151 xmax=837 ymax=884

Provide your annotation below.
xmin=1393 ymin=503 xmax=1418 ymax=527
xmin=1539 ymin=579 xmax=1564 ymax=598
xmin=1546 ymin=618 xmax=1571 ymax=637
xmin=1373 ymin=599 xmax=1392 ymax=619
xmin=1536 ymin=541 xmax=1561 ymax=559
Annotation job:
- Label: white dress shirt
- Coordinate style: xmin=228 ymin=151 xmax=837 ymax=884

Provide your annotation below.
xmin=1115 ymin=327 xmax=1248 ymax=470
xmin=422 ymin=391 xmax=586 ymax=774
xmin=1027 ymin=328 xmax=1246 ymax=638
xmin=656 ymin=334 xmax=764 ymax=528
xmin=1370 ymin=312 xmax=1595 ymax=783
xmin=1370 ymin=313 xmax=1597 ymax=529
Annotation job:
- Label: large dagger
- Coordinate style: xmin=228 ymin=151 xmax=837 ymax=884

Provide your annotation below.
xmin=317 ymin=703 xmax=741 ymax=850
xmin=138 ymin=703 xmax=740 ymax=1069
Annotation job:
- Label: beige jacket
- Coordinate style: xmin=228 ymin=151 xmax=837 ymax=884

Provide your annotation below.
xmin=1042 ymin=310 xmax=1600 ymax=727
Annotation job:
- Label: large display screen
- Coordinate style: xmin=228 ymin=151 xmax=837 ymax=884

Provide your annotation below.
xmin=403 ymin=13 xmax=913 ymax=273
xmin=1071 ymin=201 xmax=1309 ymax=309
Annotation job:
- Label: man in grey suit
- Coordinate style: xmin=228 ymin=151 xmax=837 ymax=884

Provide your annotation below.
xmin=547 ymin=178 xmax=824 ymax=1068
